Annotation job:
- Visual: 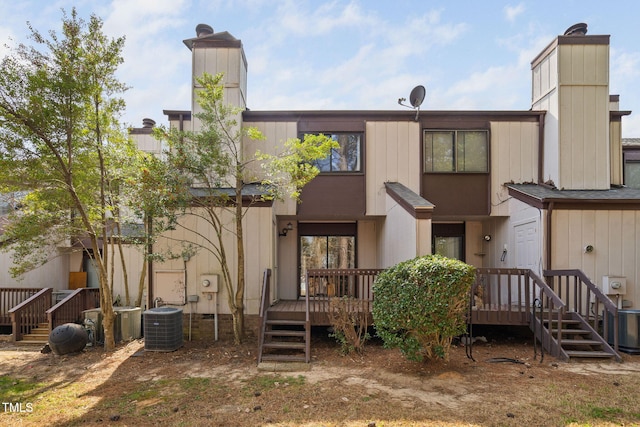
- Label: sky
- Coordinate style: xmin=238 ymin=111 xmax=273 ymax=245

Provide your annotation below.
xmin=1 ymin=0 xmax=640 ymax=136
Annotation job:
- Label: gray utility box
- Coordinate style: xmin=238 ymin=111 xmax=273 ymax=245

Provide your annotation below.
xmin=83 ymin=308 xmax=121 ymax=344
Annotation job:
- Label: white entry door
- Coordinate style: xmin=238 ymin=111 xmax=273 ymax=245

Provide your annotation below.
xmin=514 ymin=220 xmax=540 ymax=273
xmin=513 ymin=219 xmax=540 ymax=306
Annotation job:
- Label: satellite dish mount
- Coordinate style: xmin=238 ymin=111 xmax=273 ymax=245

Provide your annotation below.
xmin=398 ymin=85 xmax=426 ymax=121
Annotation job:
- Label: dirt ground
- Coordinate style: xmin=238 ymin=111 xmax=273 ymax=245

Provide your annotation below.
xmin=1 ymin=327 xmax=640 ymax=426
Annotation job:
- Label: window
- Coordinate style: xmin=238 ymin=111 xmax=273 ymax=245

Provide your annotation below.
xmin=624 ymin=150 xmax=640 ymax=189
xmin=312 ymin=133 xmax=362 ymax=172
xmin=424 ymin=130 xmax=488 ymax=172
xmin=432 ymin=223 xmax=465 ymax=261
xmin=625 ymin=161 xmax=640 ymax=189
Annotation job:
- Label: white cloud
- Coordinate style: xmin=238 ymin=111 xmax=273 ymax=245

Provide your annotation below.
xmin=504 ymin=3 xmax=525 ymax=23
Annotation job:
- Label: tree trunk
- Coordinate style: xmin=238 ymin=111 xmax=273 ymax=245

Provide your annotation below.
xmin=135 ymin=259 xmax=147 ymax=308
xmin=233 ymin=182 xmax=245 ymax=344
xmin=116 ymin=231 xmax=130 ymax=306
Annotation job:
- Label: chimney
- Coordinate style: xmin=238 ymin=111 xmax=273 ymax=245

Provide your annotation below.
xmin=195 ymin=24 xmax=214 ymax=38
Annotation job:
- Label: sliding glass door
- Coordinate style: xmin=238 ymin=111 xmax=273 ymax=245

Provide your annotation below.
xmin=298 ymin=223 xmax=356 ymax=297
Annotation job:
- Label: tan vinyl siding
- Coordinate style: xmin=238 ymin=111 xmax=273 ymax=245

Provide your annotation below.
xmin=134 ymin=132 xmax=164 ymax=156
xmin=366 ymin=121 xmax=421 ymax=216
xmin=382 ymin=192 xmax=417 ymax=267
xmin=110 ymin=245 xmax=148 ymax=306
xmin=490 ymin=121 xmax=539 ymax=216
xmin=532 ymin=46 xmax=557 ymax=106
xmin=243 ymin=121 xmax=298 ymax=216
xmin=552 ymin=209 xmax=639 ymax=307
xmin=465 ymin=221 xmax=483 ymax=268
xmin=558 ymin=44 xmax=609 ymax=87
xmin=357 ymin=220 xmax=378 ymax=269
xmin=153 ymin=206 xmax=273 ymax=315
xmin=0 ymin=249 xmax=68 ymax=289
xmin=610 ymin=119 xmax=623 ymax=186
xmin=277 ymin=219 xmax=297 ymax=300
xmin=557 ymin=43 xmax=610 ymax=190
xmin=558 ymin=85 xmax=610 ymax=189
xmin=193 ymin=47 xmax=246 ymax=107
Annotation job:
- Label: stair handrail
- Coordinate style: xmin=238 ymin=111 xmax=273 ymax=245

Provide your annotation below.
xmin=8 ymin=288 xmax=52 ymax=342
xmin=46 ymin=287 xmax=101 ymax=332
xmin=304 ymin=270 xmax=311 ymax=362
xmin=257 ymin=268 xmax=272 ymax=363
xmin=0 ymin=288 xmax=44 ymax=326
xmin=527 ymin=270 xmax=567 ymax=359
xmin=544 ymin=269 xmax=619 ymax=352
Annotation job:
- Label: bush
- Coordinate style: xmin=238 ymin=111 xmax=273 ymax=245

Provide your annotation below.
xmin=372 ymin=254 xmax=475 ymax=362
xmin=327 ymin=296 xmax=371 ymax=355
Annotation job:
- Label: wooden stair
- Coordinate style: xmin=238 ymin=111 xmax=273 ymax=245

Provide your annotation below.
xmin=543 ymin=312 xmax=620 ymax=361
xmin=258 ymin=317 xmax=310 ymax=363
xmin=20 ymin=323 xmax=50 ymax=345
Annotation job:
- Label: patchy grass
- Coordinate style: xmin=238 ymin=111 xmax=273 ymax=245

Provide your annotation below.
xmin=0 ymin=375 xmax=43 ymax=400
xmin=1 ymin=339 xmax=640 ymax=426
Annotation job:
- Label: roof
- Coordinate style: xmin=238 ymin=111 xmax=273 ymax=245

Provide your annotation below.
xmin=189 ymin=183 xmax=270 ymax=198
xmin=385 ymin=182 xmax=434 ymax=219
xmin=623 ymin=138 xmax=640 ymax=147
xmin=243 ymin=109 xmax=545 ymax=123
xmin=188 ymin=183 xmax=274 ymax=208
xmin=508 ymin=184 xmax=640 ymax=209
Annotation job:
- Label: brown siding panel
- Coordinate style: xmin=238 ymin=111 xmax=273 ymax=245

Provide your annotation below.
xmin=422 ymin=174 xmax=490 ymax=216
xmin=298 ymin=175 xmax=366 ymax=218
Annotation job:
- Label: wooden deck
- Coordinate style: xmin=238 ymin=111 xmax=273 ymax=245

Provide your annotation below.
xmin=267 ymin=299 xmax=373 ymax=325
xmin=268 ymin=299 xmax=530 ymax=326
xmin=259 ymin=268 xmax=621 ymax=362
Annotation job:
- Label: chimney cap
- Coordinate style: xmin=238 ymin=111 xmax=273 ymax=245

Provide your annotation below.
xmin=196 ymin=24 xmax=214 ymax=37
xmin=142 ymin=118 xmax=156 ymax=128
xmin=564 ymin=22 xmax=587 ymax=36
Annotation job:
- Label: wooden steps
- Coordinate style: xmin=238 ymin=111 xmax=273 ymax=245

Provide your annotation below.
xmin=542 ymin=313 xmax=620 ymax=362
xmin=258 ymin=318 xmax=309 ymax=363
xmin=20 ymin=323 xmax=50 ymax=345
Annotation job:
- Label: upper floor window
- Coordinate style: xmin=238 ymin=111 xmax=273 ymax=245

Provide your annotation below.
xmin=625 ymin=160 xmax=640 ymax=189
xmin=424 ymin=130 xmax=488 ymax=172
xmin=312 ymin=133 xmax=362 ymax=172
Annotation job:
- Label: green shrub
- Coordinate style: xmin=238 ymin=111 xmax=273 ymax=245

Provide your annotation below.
xmin=372 ymin=254 xmax=475 ymax=362
xmin=327 ymin=296 xmax=371 ymax=355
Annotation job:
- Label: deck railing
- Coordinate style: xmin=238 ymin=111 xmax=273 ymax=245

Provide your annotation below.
xmin=47 ymin=288 xmax=101 ymax=332
xmin=0 ymin=288 xmax=44 ymax=326
xmin=270 ymin=267 xmax=617 ymax=360
xmin=471 ymin=268 xmax=533 ymax=324
xmin=305 ymin=269 xmax=383 ymax=323
xmin=8 ymin=288 xmax=52 ymax=341
xmin=471 ymin=269 xmax=567 ymax=357
xmin=544 ymin=269 xmax=619 ymax=352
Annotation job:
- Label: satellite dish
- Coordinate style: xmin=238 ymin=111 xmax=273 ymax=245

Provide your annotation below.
xmin=397 ymin=85 xmax=426 ymax=121
xmin=409 ymin=85 xmax=426 ymax=108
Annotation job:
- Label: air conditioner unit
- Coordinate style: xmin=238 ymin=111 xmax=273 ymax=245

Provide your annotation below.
xmin=114 ymin=307 xmax=142 ymax=341
xmin=143 ymin=307 xmax=183 ymax=351
xmin=602 ymin=276 xmax=626 ymax=295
